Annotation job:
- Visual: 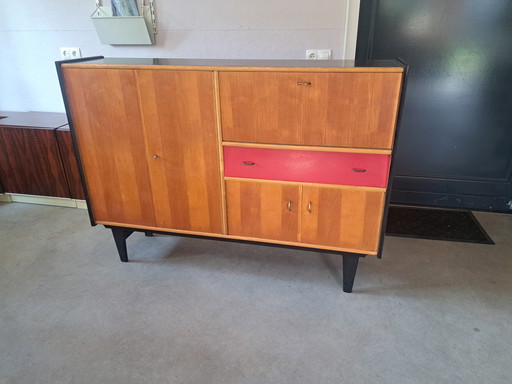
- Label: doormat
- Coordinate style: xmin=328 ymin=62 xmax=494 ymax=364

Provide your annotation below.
xmin=385 ymin=205 xmax=494 ymax=244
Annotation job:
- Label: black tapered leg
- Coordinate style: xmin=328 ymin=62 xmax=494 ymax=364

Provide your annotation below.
xmin=111 ymin=228 xmax=134 ymax=262
xmin=342 ymin=253 xmax=360 ymax=293
xmin=144 ymin=231 xmax=154 ymax=237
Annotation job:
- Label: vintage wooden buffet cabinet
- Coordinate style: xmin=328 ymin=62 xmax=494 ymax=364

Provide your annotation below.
xmin=57 ymin=57 xmax=407 ymax=292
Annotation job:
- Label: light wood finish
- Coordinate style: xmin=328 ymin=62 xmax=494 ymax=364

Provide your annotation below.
xmin=96 ymin=220 xmax=377 ymax=255
xmin=297 ymin=185 xmax=304 ymax=242
xmin=219 ymin=72 xmax=402 ymax=149
xmin=60 ymin=59 xmax=404 ymax=268
xmin=301 ymin=186 xmax=385 ymax=252
xmin=224 ymin=177 xmax=386 ymax=192
xmin=214 ymin=71 xmax=228 ymax=234
xmin=226 ymin=180 xmax=300 ymax=242
xmin=62 ymin=68 xmax=156 ymax=226
xmin=222 ymin=141 xmax=392 ymax=155
xmin=136 ymin=70 xmax=223 ymax=233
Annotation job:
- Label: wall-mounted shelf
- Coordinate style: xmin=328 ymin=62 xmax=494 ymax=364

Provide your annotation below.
xmin=91 ymin=1 xmax=156 ymax=45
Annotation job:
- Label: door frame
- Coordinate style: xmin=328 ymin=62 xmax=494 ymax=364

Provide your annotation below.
xmin=355 ymin=0 xmax=512 ymax=213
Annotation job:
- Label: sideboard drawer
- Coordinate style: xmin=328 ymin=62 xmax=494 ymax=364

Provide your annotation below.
xmin=224 ymin=146 xmax=390 ymax=187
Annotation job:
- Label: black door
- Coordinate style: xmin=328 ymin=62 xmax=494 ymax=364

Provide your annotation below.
xmin=357 ymin=0 xmax=512 ymax=212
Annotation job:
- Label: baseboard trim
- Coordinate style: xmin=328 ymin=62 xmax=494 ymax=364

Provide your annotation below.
xmin=390 ymin=190 xmax=511 ymax=213
xmin=0 ymin=193 xmax=87 ymax=209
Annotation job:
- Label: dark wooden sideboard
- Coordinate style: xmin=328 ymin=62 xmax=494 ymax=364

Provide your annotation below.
xmin=57 ymin=57 xmax=408 ymax=292
xmin=0 ymin=111 xmax=85 ymax=200
xmin=55 ymin=125 xmax=86 ymax=200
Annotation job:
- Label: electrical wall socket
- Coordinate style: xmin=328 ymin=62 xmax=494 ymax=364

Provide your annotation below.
xmin=306 ymin=49 xmax=332 ymax=60
xmin=306 ymin=50 xmax=318 ymax=60
xmin=60 ymin=47 xmax=82 ymax=59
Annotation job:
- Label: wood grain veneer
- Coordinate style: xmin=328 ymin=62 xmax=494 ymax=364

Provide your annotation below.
xmin=214 ymin=71 xmax=228 ymax=234
xmin=301 ymin=186 xmax=385 ymax=252
xmin=63 ymin=68 xmax=156 ymax=226
xmin=0 ymin=127 xmax=70 ymax=197
xmin=59 ymin=58 xmax=405 ymax=269
xmin=226 ymin=180 xmax=300 ymax=242
xmin=222 ymin=142 xmax=392 ymax=155
xmin=55 ymin=126 xmax=86 ymax=200
xmin=224 ymin=177 xmax=386 ymax=192
xmin=136 ymin=70 xmax=223 ymax=233
xmin=219 ymin=72 xmax=402 ymax=149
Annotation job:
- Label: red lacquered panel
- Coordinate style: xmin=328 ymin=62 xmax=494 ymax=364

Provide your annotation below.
xmin=224 ymin=146 xmax=391 ymax=187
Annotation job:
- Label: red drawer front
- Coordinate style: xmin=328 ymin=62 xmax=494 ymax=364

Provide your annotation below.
xmin=224 ymin=147 xmax=390 ymax=187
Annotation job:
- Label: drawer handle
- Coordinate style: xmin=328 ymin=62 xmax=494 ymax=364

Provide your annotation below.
xmin=352 ymin=168 xmax=367 ymax=173
xmin=287 ymin=200 xmax=292 ymax=211
xmin=242 ymin=161 xmax=255 ymax=166
xmin=297 ymin=82 xmax=312 ymax=86
xmin=307 ymin=202 xmax=312 ymax=213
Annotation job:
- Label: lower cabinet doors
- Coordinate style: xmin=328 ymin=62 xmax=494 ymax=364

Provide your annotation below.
xmin=301 ymin=186 xmax=385 ymax=252
xmin=226 ymin=180 xmax=300 ymax=242
xmin=226 ymin=179 xmax=386 ymax=253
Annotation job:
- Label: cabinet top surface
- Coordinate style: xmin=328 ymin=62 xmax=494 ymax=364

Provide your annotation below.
xmin=61 ymin=57 xmax=405 ymax=72
xmin=0 ymin=111 xmax=68 ymax=130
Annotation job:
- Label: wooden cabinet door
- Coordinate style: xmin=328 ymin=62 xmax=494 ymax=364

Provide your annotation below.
xmin=137 ymin=70 xmax=223 ymax=233
xmin=226 ymin=180 xmax=300 ymax=242
xmin=0 ymin=127 xmax=70 ymax=197
xmin=301 ymin=186 xmax=385 ymax=252
xmin=219 ymin=72 xmax=402 ymax=149
xmin=63 ymin=68 xmax=156 ymax=226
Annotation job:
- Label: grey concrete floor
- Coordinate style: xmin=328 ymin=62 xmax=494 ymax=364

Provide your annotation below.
xmin=0 ymin=201 xmax=511 ymax=384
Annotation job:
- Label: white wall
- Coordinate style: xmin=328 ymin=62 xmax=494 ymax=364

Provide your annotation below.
xmin=0 ymin=0 xmax=359 ymax=113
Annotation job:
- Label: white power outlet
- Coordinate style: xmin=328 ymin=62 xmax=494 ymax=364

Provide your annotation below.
xmin=60 ymin=47 xmax=82 ymax=59
xmin=306 ymin=50 xmax=318 ymax=60
xmin=306 ymin=49 xmax=332 ymax=60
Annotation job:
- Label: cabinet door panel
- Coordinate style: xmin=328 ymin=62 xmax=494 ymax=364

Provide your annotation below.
xmin=226 ymin=180 xmax=299 ymax=242
xmin=63 ymin=68 xmax=156 ymax=226
xmin=219 ymin=72 xmax=402 ymax=148
xmin=301 ymin=186 xmax=385 ymax=252
xmin=0 ymin=127 xmax=70 ymax=197
xmin=137 ymin=70 xmax=223 ymax=233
